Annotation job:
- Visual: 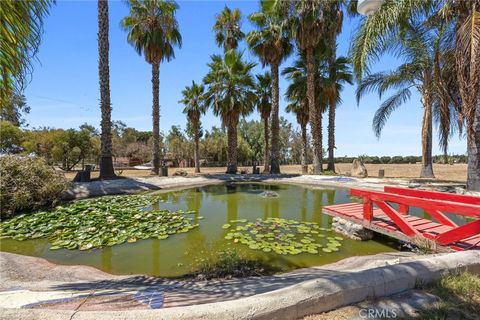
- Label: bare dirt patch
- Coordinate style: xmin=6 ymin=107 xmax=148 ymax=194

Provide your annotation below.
xmin=61 ymin=163 xmax=467 ymax=182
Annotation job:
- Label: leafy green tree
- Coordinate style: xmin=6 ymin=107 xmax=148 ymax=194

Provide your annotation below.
xmin=239 ymin=119 xmax=264 ymax=166
xmin=203 ymin=51 xmax=256 ymax=173
xmin=254 ymin=72 xmax=272 ymax=172
xmin=122 ymin=0 xmax=182 ymax=174
xmin=179 ymin=81 xmax=207 ymax=173
xmin=213 ymin=6 xmax=245 ymax=52
xmin=0 ymin=93 xmax=30 ymax=126
xmin=0 ymin=121 xmax=23 ymax=153
xmin=247 ymin=1 xmax=293 ymax=173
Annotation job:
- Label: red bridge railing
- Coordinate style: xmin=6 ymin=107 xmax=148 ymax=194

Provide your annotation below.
xmin=350 ymin=187 xmax=480 ymax=247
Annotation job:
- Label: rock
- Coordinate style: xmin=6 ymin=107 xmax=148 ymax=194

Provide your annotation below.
xmin=332 ymin=217 xmax=373 ymax=241
xmin=351 ymin=159 xmax=368 ymax=178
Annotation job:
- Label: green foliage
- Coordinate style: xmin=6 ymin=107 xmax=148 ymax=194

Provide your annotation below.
xmin=22 ymin=127 xmax=99 ymax=170
xmin=192 ymin=249 xmax=277 ymax=279
xmin=0 ymin=156 xmax=69 ymax=218
xmin=0 ymin=194 xmax=198 ymax=250
xmin=121 ymin=0 xmax=182 ymax=65
xmin=0 ymin=0 xmax=53 ymax=108
xmin=223 ymin=217 xmax=343 ymax=255
xmin=0 ymin=121 xmax=22 ymax=153
xmin=415 ymin=271 xmax=480 ymax=320
xmin=213 ymin=6 xmax=245 ymax=52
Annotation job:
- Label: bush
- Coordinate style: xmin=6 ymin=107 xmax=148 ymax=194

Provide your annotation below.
xmin=0 ymin=156 xmax=69 ymax=218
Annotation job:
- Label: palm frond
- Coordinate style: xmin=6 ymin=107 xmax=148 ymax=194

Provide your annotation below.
xmin=372 ymin=87 xmax=412 ymax=138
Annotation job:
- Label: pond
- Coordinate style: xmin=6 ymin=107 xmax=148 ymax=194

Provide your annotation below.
xmin=0 ymin=183 xmax=400 ymax=277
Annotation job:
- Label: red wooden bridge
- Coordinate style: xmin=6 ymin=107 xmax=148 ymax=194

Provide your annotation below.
xmin=323 ymin=186 xmax=480 ymax=251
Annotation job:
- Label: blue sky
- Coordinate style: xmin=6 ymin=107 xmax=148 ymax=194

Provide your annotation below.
xmin=23 ymin=0 xmax=466 ymax=156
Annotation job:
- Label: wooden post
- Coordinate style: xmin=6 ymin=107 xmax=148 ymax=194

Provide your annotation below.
xmin=398 ymin=204 xmax=409 ymax=215
xmin=363 ymin=196 xmax=373 ymax=222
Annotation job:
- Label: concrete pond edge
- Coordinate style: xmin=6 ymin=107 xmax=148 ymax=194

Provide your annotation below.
xmin=1 ymin=250 xmax=479 ymax=320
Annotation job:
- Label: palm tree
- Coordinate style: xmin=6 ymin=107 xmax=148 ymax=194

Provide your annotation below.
xmin=444 ymin=0 xmax=480 ymax=190
xmin=121 ymin=0 xmax=182 ymax=175
xmin=353 ymin=3 xmax=461 ymax=179
xmin=247 ymin=1 xmax=293 ymax=174
xmin=203 ymin=50 xmax=256 ymax=174
xmin=1 ymin=0 xmax=52 ymax=110
xmin=325 ymin=56 xmax=353 ymax=173
xmin=286 ymin=100 xmax=309 ymax=174
xmin=254 ymin=72 xmax=272 ymax=173
xmin=98 ymin=0 xmax=115 ymax=179
xmin=324 ymin=1 xmax=344 ymax=172
xmin=213 ymin=6 xmax=245 ymax=52
xmin=179 ymin=81 xmax=206 ymax=173
xmin=275 ymin=0 xmax=326 ymax=174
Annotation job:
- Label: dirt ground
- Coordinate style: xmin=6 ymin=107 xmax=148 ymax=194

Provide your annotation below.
xmin=62 ymin=163 xmax=467 ymax=182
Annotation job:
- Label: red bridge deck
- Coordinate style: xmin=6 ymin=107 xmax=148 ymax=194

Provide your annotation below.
xmin=323 ymin=187 xmax=480 ymax=251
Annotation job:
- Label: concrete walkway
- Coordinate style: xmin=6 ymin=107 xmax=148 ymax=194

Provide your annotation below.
xmin=1 ymin=251 xmax=479 ymax=319
xmin=62 ymin=173 xmax=469 ymax=200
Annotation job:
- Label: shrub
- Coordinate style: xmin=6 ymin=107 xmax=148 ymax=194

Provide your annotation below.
xmin=0 ymin=156 xmax=69 ymax=218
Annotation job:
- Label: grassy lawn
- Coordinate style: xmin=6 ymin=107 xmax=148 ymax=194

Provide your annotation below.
xmin=415 ymin=271 xmax=480 ymax=319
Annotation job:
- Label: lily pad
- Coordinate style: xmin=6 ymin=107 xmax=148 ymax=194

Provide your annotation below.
xmin=0 ymin=194 xmax=198 ymax=251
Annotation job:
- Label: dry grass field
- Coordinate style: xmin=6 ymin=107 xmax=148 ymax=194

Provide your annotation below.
xmin=62 ymin=163 xmax=467 ymax=182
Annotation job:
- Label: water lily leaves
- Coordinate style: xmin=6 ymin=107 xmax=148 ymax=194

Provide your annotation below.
xmin=222 ymin=218 xmax=345 ymax=256
xmin=0 ymin=194 xmax=198 ymax=251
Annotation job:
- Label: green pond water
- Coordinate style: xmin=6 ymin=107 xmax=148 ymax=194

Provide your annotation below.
xmin=0 ymin=183 xmax=402 ymax=277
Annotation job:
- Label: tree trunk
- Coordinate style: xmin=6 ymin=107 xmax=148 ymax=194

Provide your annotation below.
xmin=467 ymin=100 xmax=480 ymax=191
xmin=226 ymin=117 xmax=238 ymax=174
xmin=301 ymin=123 xmax=308 ymax=174
xmin=194 ymin=120 xmax=200 ymax=173
xmin=270 ymin=62 xmax=281 ymax=174
xmin=327 ymin=94 xmax=336 ymax=172
xmin=306 ymin=48 xmax=322 ymax=174
xmin=327 ymin=36 xmax=337 ymax=172
xmin=420 ymin=92 xmax=435 ymax=178
xmin=151 ymin=62 xmax=160 ymax=175
xmin=263 ymin=115 xmax=270 ymax=173
xmin=97 ymin=0 xmax=115 ymax=179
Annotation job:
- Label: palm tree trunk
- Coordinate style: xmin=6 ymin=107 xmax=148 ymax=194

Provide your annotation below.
xmin=194 ymin=120 xmax=200 ymax=173
xmin=306 ymin=48 xmax=322 ymax=174
xmin=151 ymin=62 xmax=160 ymax=175
xmin=263 ymin=115 xmax=270 ymax=173
xmin=226 ymin=116 xmax=238 ymax=174
xmin=327 ymin=95 xmax=336 ymax=172
xmin=420 ymin=92 xmax=434 ymax=178
xmin=301 ymin=123 xmax=308 ymax=174
xmin=467 ymin=100 xmax=480 ymax=191
xmin=327 ymin=37 xmax=337 ymax=172
xmin=97 ymin=0 xmax=115 ymax=179
xmin=270 ymin=62 xmax=281 ymax=174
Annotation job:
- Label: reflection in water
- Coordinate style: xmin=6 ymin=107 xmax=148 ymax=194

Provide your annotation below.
xmin=101 ymin=246 xmax=112 ymax=271
xmin=1 ymin=183 xmax=399 ymax=277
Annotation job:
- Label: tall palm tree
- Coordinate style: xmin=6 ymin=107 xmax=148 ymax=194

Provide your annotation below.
xmin=275 ymin=0 xmax=326 ymax=174
xmin=98 ymin=0 xmax=115 ymax=179
xmin=352 ymin=2 xmax=463 ymax=179
xmin=122 ymin=0 xmax=182 ymax=175
xmin=286 ymin=100 xmax=309 ymax=174
xmin=325 ymin=56 xmax=353 ymax=172
xmin=203 ymin=50 xmax=256 ymax=174
xmin=247 ymin=1 xmax=293 ymax=174
xmin=213 ymin=6 xmax=245 ymax=52
xmin=179 ymin=81 xmax=206 ymax=173
xmin=0 ymin=0 xmax=52 ymax=110
xmin=324 ymin=1 xmax=343 ymax=172
xmin=444 ymin=0 xmax=480 ymax=190
xmin=254 ymin=72 xmax=272 ymax=173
